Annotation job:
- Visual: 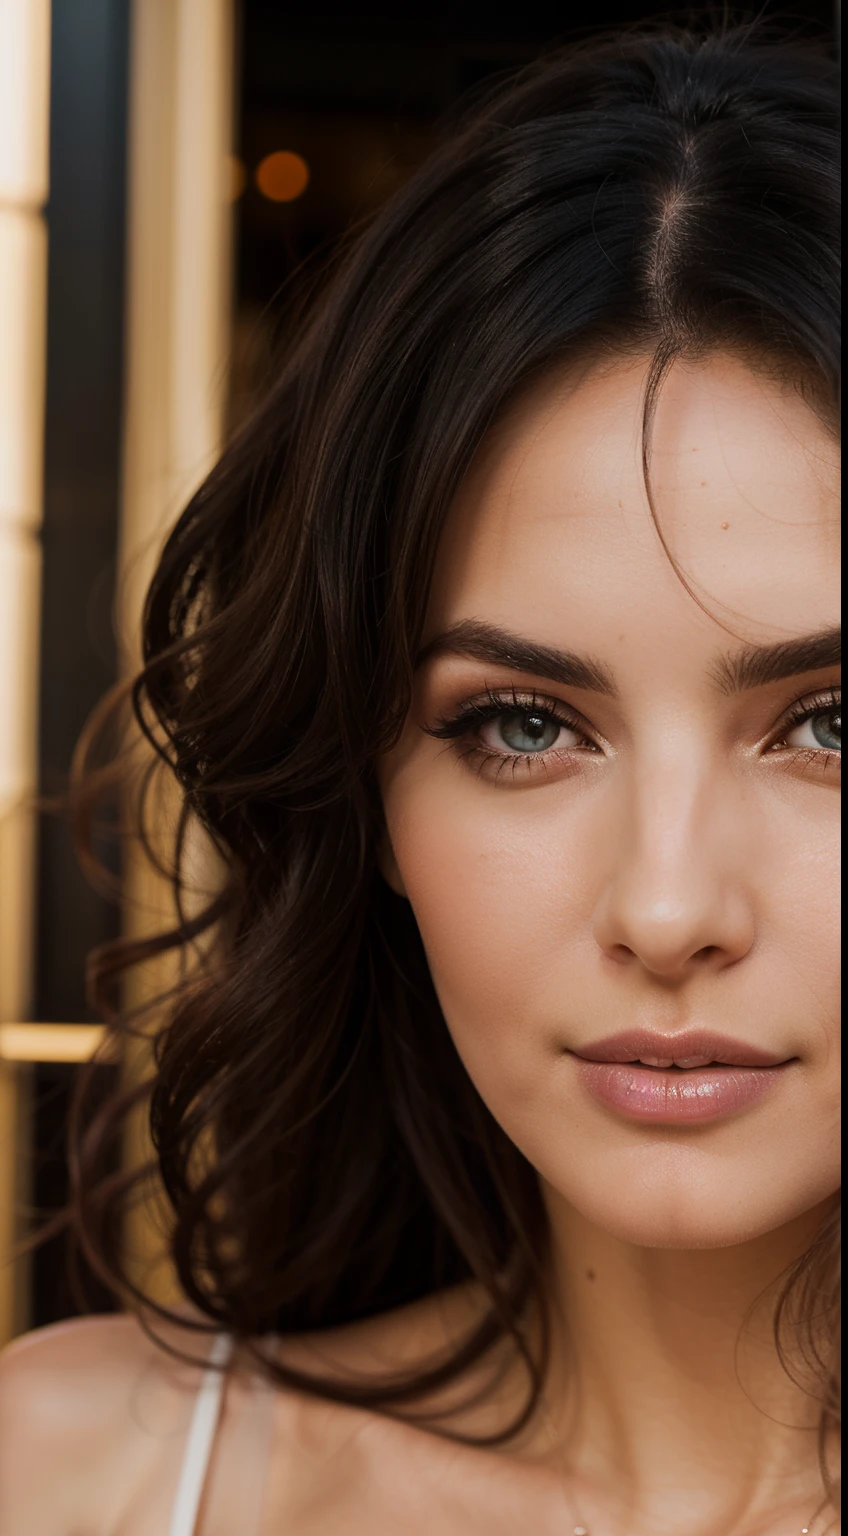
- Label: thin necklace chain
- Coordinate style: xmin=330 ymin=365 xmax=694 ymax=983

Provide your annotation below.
xmin=550 ymin=1420 xmax=826 ymax=1536
xmin=563 ymin=1500 xmax=827 ymax=1535
xmin=539 ymin=1389 xmax=828 ymax=1536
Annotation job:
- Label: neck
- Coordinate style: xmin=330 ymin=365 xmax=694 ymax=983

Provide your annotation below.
xmin=537 ymin=1187 xmax=838 ymax=1535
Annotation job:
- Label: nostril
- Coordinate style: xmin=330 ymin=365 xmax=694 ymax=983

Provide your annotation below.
xmin=607 ymin=943 xmax=635 ymax=965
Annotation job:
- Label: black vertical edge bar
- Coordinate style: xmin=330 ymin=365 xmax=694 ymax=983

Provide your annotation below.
xmin=32 ymin=0 xmax=131 ymax=1327
xmin=36 ymin=0 xmax=130 ymax=1022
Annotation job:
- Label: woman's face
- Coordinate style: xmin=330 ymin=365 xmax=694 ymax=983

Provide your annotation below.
xmin=378 ymin=353 xmax=840 ymax=1250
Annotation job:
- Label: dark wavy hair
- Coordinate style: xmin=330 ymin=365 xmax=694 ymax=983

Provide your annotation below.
xmin=70 ymin=16 xmax=840 ymax=1507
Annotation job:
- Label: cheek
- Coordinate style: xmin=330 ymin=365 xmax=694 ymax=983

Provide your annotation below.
xmin=383 ymin=773 xmax=593 ymax=1090
xmin=759 ymin=790 xmax=841 ymax=1056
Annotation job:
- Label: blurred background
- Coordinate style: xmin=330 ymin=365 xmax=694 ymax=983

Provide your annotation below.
xmin=0 ymin=0 xmax=837 ymax=1347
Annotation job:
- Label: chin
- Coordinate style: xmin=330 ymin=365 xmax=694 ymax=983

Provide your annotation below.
xmin=539 ymin=1144 xmax=839 ymax=1253
xmin=564 ymin=1199 xmax=787 ymax=1252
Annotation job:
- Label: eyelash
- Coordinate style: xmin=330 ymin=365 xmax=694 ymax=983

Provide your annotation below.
xmin=426 ymin=687 xmax=598 ymax=778
xmin=767 ymin=688 xmax=841 ymax=760
xmin=426 ymin=686 xmax=841 ymax=780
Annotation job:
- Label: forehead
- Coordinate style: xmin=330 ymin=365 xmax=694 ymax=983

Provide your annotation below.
xmin=428 ymin=354 xmax=840 ymax=654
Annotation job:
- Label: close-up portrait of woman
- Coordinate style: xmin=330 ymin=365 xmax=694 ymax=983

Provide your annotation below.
xmin=0 ymin=6 xmax=839 ymax=1535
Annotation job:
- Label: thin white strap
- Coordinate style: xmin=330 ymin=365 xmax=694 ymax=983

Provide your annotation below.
xmin=168 ymin=1333 xmax=234 ymax=1536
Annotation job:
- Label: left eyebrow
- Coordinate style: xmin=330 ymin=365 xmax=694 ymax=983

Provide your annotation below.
xmin=415 ymin=619 xmax=617 ymax=695
xmin=711 ymin=628 xmax=841 ymax=693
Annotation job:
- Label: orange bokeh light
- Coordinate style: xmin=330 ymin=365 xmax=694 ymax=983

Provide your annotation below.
xmin=255 ymin=150 xmax=310 ymax=203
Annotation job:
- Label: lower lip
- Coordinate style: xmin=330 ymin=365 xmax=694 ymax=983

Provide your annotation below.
xmin=573 ymin=1060 xmax=788 ymax=1124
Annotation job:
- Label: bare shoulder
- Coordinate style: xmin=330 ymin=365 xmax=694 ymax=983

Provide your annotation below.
xmin=0 ymin=1312 xmax=217 ymax=1536
xmin=3 ymin=1310 xmax=149 ymax=1385
xmin=0 ymin=1309 xmax=214 ymax=1426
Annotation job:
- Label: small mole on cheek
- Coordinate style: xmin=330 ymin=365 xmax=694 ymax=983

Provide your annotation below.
xmin=720 ymin=521 xmax=730 ymax=530
xmin=586 ymin=1269 xmax=596 ymax=1282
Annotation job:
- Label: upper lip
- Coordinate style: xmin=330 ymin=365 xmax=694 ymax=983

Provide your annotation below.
xmin=570 ymin=1029 xmax=791 ymax=1069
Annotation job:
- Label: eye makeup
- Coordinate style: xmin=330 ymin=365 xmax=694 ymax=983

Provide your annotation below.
xmin=422 ymin=682 xmax=841 ymax=786
xmin=766 ymin=686 xmax=840 ymax=768
xmin=424 ymin=686 xmax=601 ymax=783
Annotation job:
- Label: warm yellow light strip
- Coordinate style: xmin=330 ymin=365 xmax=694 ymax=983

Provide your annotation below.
xmin=0 ymin=1022 xmax=110 ymax=1064
xmin=115 ymin=0 xmax=234 ymax=1313
xmin=0 ymin=0 xmax=52 ymax=1346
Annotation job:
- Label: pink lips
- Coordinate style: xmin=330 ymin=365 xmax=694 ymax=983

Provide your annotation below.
xmin=570 ymin=1029 xmax=792 ymax=1125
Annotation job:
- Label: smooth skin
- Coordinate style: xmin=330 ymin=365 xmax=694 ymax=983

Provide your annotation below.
xmin=0 ymin=353 xmax=840 ymax=1535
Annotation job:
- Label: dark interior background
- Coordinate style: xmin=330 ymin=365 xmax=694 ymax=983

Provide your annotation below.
xmin=229 ymin=1 xmax=837 ymax=425
xmin=31 ymin=0 xmax=837 ymax=1328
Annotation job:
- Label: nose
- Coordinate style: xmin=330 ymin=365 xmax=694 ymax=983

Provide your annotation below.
xmin=592 ymin=759 xmax=755 ymax=981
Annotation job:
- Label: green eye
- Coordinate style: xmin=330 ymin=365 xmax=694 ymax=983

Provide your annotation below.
xmin=785 ymin=708 xmax=841 ymax=753
xmin=812 ymin=709 xmax=841 ymax=750
xmin=428 ymin=692 xmax=594 ymax=765
xmin=496 ymin=710 xmax=562 ymax=753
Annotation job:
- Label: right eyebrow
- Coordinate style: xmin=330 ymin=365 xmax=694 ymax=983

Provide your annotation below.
xmin=711 ymin=627 xmax=841 ymax=693
xmin=415 ymin=619 xmax=617 ymax=695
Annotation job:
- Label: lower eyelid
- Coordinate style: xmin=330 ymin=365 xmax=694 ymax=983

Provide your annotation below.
xmin=467 ymin=745 xmax=587 ymax=782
